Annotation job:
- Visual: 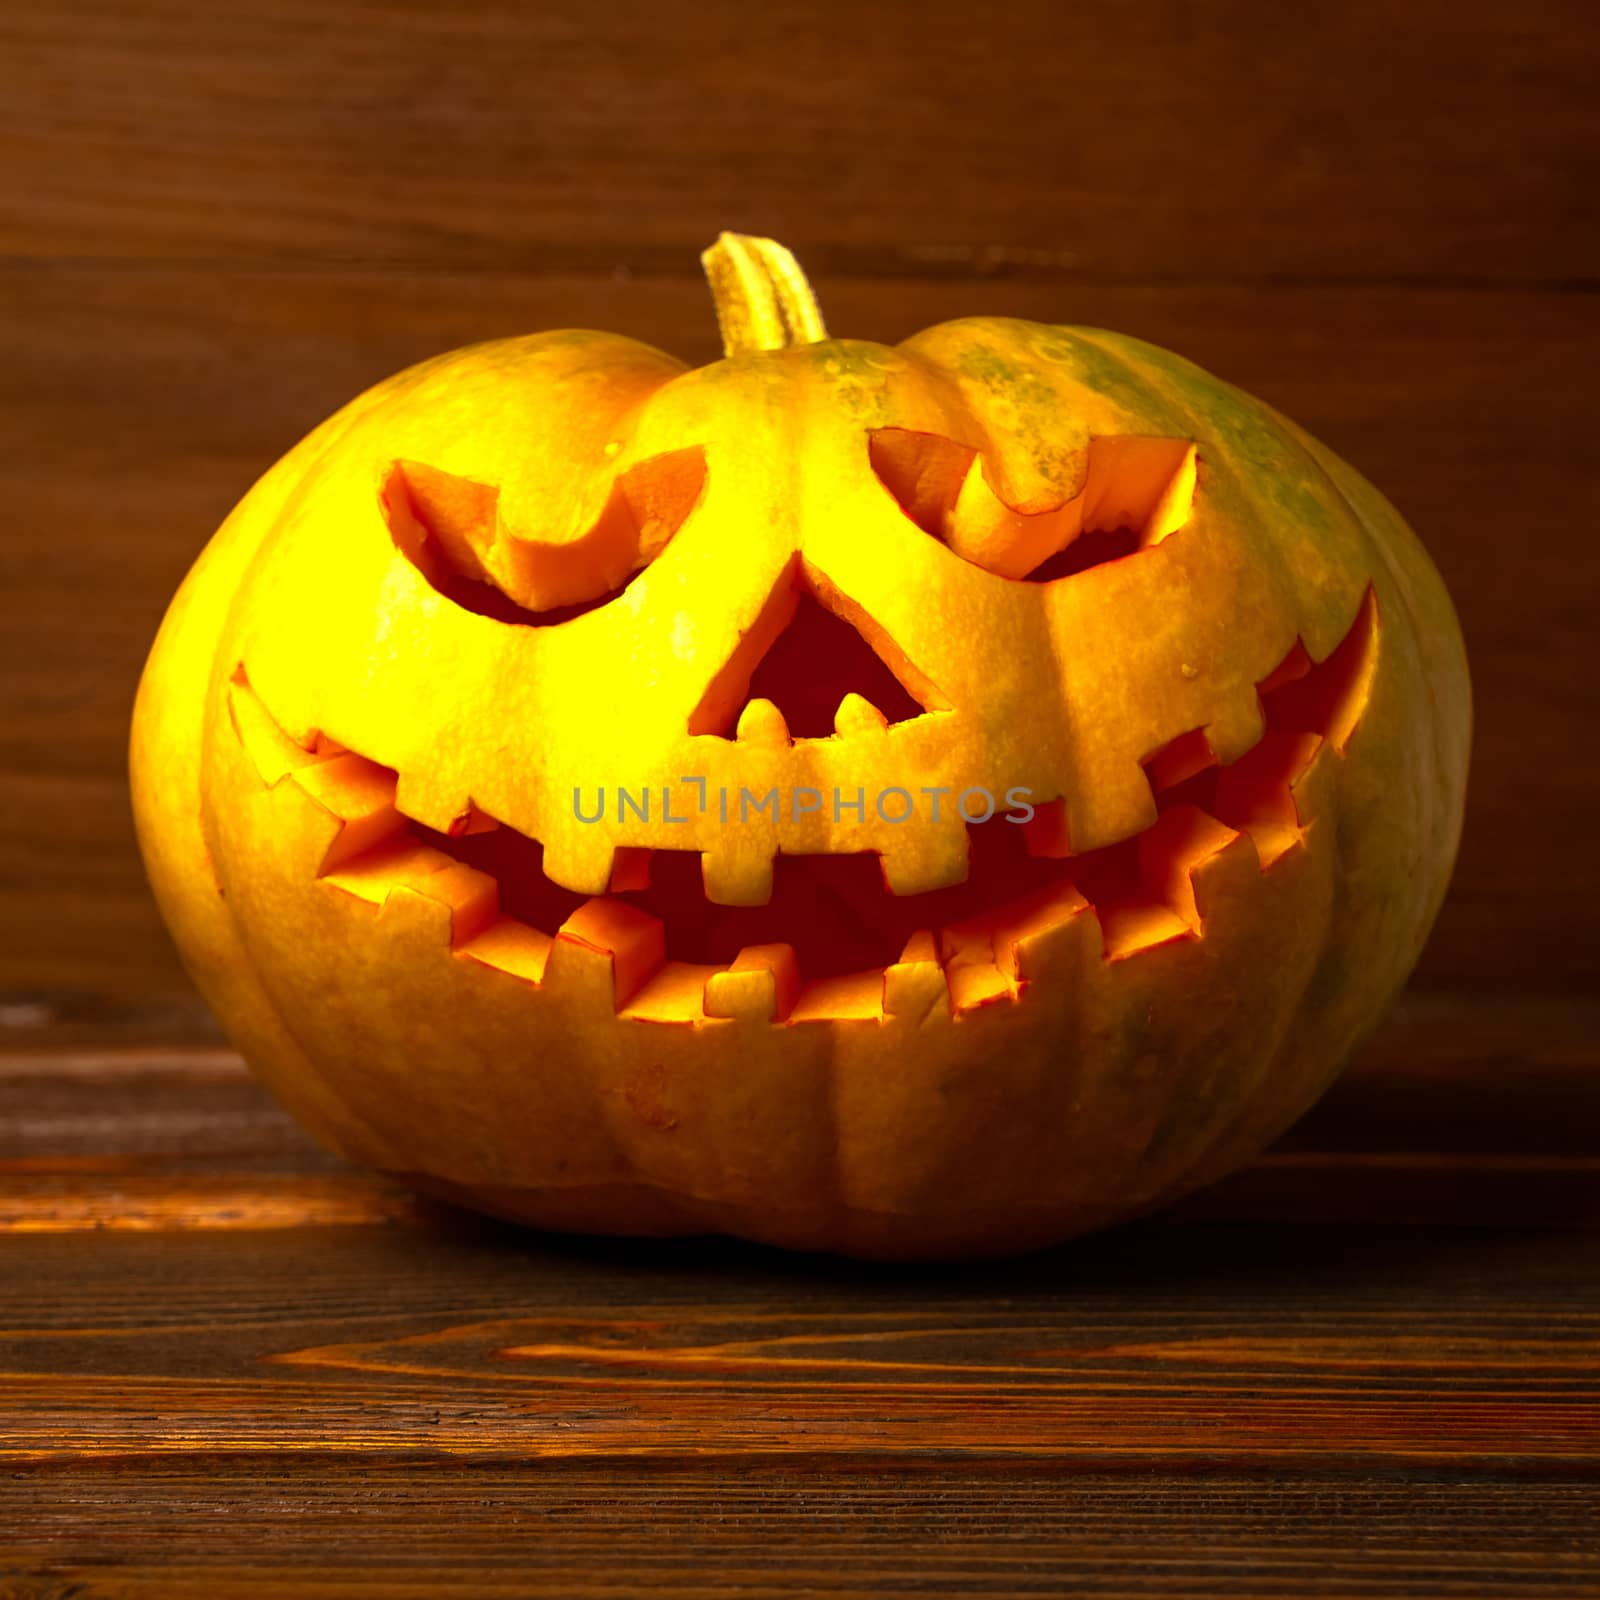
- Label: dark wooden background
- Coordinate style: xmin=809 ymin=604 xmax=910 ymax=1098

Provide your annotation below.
xmin=3 ymin=0 xmax=1598 ymax=1014
xmin=2 ymin=1 xmax=1598 ymax=1591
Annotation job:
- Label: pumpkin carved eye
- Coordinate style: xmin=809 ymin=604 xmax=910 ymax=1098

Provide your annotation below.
xmin=381 ymin=446 xmax=707 ymax=625
xmin=868 ymin=427 xmax=1196 ymax=580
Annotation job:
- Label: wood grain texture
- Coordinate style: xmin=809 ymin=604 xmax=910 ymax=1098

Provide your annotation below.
xmin=3 ymin=1468 xmax=1595 ymax=1597
xmin=3 ymin=1047 xmax=1599 ymax=1591
xmin=2 ymin=0 xmax=1594 ymax=283
xmin=2 ymin=1214 xmax=1599 ymax=1468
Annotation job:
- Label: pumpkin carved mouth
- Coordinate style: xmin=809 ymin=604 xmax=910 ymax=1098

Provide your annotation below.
xmin=227 ymin=584 xmax=1376 ymax=1025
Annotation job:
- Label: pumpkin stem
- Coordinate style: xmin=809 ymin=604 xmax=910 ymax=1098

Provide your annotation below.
xmin=701 ymin=232 xmax=829 ymax=357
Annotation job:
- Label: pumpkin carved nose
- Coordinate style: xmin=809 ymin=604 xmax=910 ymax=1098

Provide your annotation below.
xmin=740 ymin=589 xmax=927 ymax=739
xmin=688 ymin=561 xmax=938 ymax=742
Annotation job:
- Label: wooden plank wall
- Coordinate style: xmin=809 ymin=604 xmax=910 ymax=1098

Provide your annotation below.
xmin=1 ymin=0 xmax=1596 ymax=1025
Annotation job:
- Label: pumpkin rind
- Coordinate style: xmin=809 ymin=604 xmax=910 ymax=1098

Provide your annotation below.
xmin=130 ymin=247 xmax=1469 ymax=1260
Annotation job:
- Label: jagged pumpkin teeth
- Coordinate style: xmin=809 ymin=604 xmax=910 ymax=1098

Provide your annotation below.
xmin=879 ymin=831 xmax=972 ymax=897
xmin=1088 ymin=809 xmax=1245 ymax=958
xmin=621 ymin=961 xmax=723 ymax=1024
xmin=938 ymin=920 xmax=998 ymax=970
xmin=703 ymin=943 xmax=801 ymax=1023
xmin=391 ymin=770 xmax=476 ymax=836
xmin=607 ymin=846 xmax=652 ymax=893
xmin=291 ymin=755 xmax=405 ymax=870
xmin=320 ymin=839 xmax=448 ymax=905
xmin=997 ymin=885 xmax=1093 ymax=982
xmin=882 ymin=950 xmax=951 ymax=1021
xmin=1288 ymin=588 xmax=1379 ymax=754
xmin=447 ymin=804 xmax=500 ymax=839
xmin=951 ymin=885 xmax=1081 ymax=982
xmin=132 ymin=229 xmax=1470 ymax=1258
xmin=456 ymin=915 xmax=553 ymax=986
xmin=939 ymin=914 xmax=1018 ymax=1014
xmin=833 ymin=692 xmax=889 ymax=738
xmin=1145 ymin=729 xmax=1218 ymax=795
xmin=1210 ymin=731 xmax=1324 ymax=868
xmin=699 ymin=846 xmax=775 ymax=909
xmin=1201 ymin=696 xmax=1268 ymax=767
xmin=947 ymin=962 xmax=1016 ymax=1014
xmin=1020 ymin=799 xmax=1072 ymax=859
xmin=1137 ymin=807 xmax=1242 ymax=928
xmin=1258 ymin=640 xmax=1314 ymax=695
xmin=420 ymin=863 xmax=500 ymax=946
xmin=323 ymin=843 xmax=498 ymax=946
xmin=789 ymin=970 xmax=884 ymax=1024
xmin=553 ymin=898 xmax=666 ymax=1010
xmin=734 ymin=696 xmax=791 ymax=747
xmin=1098 ymin=902 xmax=1194 ymax=962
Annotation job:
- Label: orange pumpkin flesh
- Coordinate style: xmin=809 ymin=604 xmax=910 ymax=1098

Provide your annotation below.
xmin=130 ymin=234 xmax=1470 ymax=1259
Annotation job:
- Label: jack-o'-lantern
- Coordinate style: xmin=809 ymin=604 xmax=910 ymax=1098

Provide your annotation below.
xmin=130 ymin=234 xmax=1470 ymax=1259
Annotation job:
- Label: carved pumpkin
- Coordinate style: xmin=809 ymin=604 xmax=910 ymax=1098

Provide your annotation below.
xmin=130 ymin=234 xmax=1470 ymax=1259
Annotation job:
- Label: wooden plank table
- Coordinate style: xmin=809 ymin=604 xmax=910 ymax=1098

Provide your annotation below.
xmin=3 ymin=994 xmax=1598 ymax=1594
